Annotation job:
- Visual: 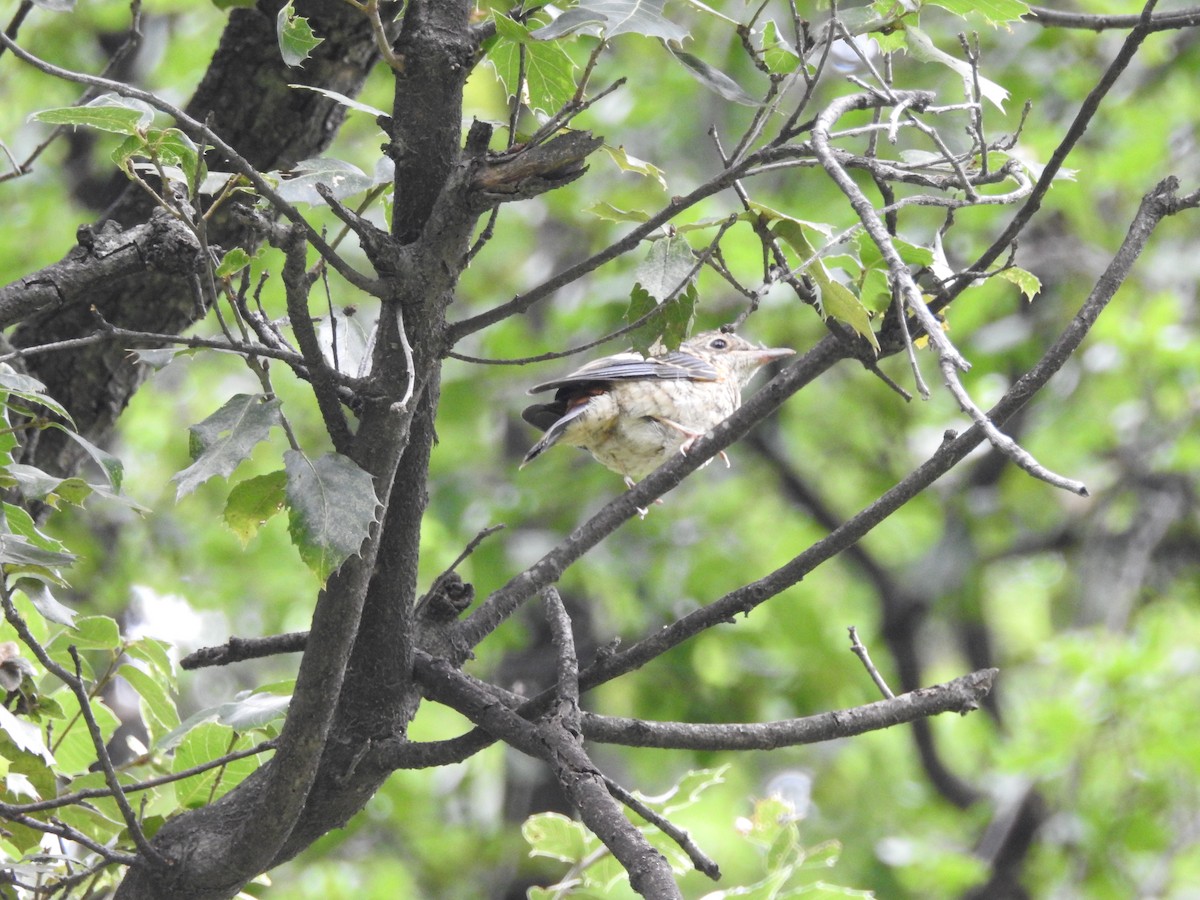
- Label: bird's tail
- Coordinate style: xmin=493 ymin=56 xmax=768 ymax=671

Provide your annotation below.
xmin=520 ymin=432 xmax=558 ymax=468
xmin=520 ymin=401 xmax=587 ymax=468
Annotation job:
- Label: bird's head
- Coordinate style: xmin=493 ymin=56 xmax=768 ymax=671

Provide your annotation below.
xmin=683 ymin=331 xmax=794 ymax=387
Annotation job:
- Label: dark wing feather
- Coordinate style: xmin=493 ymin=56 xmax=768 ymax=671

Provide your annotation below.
xmin=521 ymin=401 xmax=590 ymax=465
xmin=527 ymin=350 xmax=719 ymax=395
xmin=522 ymin=401 xmax=568 ymax=433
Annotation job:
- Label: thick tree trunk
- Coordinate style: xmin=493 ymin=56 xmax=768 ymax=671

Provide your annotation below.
xmin=13 ymin=0 xmax=384 ymax=476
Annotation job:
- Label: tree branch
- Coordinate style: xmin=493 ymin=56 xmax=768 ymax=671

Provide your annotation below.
xmin=581 ymin=669 xmax=996 ymax=749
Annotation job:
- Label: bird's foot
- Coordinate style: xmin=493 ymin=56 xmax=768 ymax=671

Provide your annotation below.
xmin=624 ymin=475 xmax=662 ymax=518
xmin=676 ymin=433 xmax=730 ymax=469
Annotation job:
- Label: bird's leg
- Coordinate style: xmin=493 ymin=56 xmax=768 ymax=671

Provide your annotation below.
xmin=656 ymin=418 xmax=732 ymax=468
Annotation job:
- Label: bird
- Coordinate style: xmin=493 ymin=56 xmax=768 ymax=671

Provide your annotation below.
xmin=520 ymin=330 xmax=793 ymax=488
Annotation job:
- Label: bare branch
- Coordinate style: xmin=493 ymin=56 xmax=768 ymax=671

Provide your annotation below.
xmin=1026 ymin=3 xmax=1197 ymax=31
xmin=582 ymin=669 xmax=995 ymax=749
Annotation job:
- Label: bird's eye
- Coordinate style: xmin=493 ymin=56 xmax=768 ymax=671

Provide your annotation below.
xmin=709 ymin=338 xmax=728 ymax=350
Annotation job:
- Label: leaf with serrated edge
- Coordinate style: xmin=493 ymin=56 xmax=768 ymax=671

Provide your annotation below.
xmin=56 ymin=428 xmax=123 ymax=491
xmin=489 ymin=16 xmax=579 ymax=115
xmin=523 ymin=812 xmax=591 ymax=862
xmin=120 ymin=663 xmax=180 ymax=741
xmin=600 ymin=145 xmax=667 ymax=189
xmin=284 ymin=450 xmax=380 ymax=583
xmin=173 ymin=395 xmax=282 ymax=499
xmin=276 ymin=0 xmax=324 ymax=68
xmin=30 ymin=93 xmax=155 ymax=135
xmin=998 ymin=266 xmax=1042 ymax=301
xmin=586 ymin=201 xmax=651 ymax=223
xmin=925 ymin=0 xmax=1030 ymax=27
xmin=0 ymin=705 xmax=55 ymax=765
xmin=14 ymin=579 xmax=76 ymax=626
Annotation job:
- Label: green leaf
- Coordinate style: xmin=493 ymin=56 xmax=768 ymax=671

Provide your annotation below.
xmin=173 ymin=394 xmax=282 ymax=499
xmin=0 ymin=366 xmax=73 ymax=422
xmin=761 ymin=20 xmax=801 ymax=75
xmin=125 ymin=637 xmax=176 ymax=688
xmin=0 ymin=705 xmax=55 ymax=765
xmin=13 ymin=579 xmax=76 ymax=626
xmin=55 ymin=428 xmax=124 ymax=492
xmin=856 ymin=232 xmax=935 ymax=270
xmin=925 ymin=0 xmax=1030 ymax=27
xmin=488 ymin=16 xmax=579 ymax=116
xmin=532 ymin=0 xmax=688 ymax=41
xmin=215 ymin=247 xmax=254 ymax=278
xmin=773 ymin=219 xmax=880 ymax=352
xmin=64 ymin=615 xmax=122 ymax=650
xmin=6 ymin=465 xmax=92 ymax=507
xmin=52 ymin=693 xmax=121 ymax=775
xmin=600 ymin=144 xmax=667 ymax=189
xmin=626 ymin=281 xmax=696 ymax=355
xmin=636 ymin=233 xmax=695 ymax=302
xmin=997 ymin=266 xmax=1042 ymax=301
xmin=274 ymin=157 xmax=378 ymax=205
xmin=667 ymin=45 xmax=761 ymax=106
xmin=872 ymin=27 xmax=909 ymax=54
xmin=119 ymin=663 xmax=180 ymax=742
xmin=0 ymin=533 xmax=75 ymax=568
xmin=904 ymin=26 xmax=1010 ymax=111
xmin=625 ymin=284 xmax=658 ymax=356
xmin=657 ymin=765 xmax=728 ymax=815
xmin=30 ymin=93 xmax=155 ymax=135
xmin=276 ymin=0 xmax=324 ymax=68
xmin=284 ymin=451 xmax=380 ymax=583
xmin=585 ymin=201 xmax=652 ymax=223
xmin=523 ymin=811 xmax=591 ymax=862
xmin=3 ymin=503 xmax=69 ymax=554
xmin=113 ymin=127 xmax=204 ymax=193
xmin=174 ymin=722 xmax=261 ymax=807
xmin=223 ymin=470 xmax=287 ymax=545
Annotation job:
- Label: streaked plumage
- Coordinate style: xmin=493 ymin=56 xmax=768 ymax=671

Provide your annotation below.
xmin=521 ymin=331 xmax=793 ymax=484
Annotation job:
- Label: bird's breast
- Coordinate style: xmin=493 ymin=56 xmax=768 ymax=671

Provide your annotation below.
xmin=553 ymin=379 xmax=742 ymax=479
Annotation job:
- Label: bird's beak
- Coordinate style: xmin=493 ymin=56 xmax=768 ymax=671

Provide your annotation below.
xmin=754 ymin=347 xmax=794 ymax=363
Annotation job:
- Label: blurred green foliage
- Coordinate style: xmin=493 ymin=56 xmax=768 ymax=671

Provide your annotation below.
xmin=2 ymin=0 xmax=1199 ymax=897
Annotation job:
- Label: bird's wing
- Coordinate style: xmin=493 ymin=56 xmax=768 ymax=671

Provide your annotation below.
xmin=527 ymin=350 xmax=719 ymax=394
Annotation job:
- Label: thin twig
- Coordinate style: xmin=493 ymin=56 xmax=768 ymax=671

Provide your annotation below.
xmin=938 ymin=356 xmax=1088 ymax=495
xmin=3 ymin=741 xmax=275 ymax=815
xmin=847 ymin=626 xmax=894 ymax=699
xmin=603 ymin=776 xmax=721 ymax=880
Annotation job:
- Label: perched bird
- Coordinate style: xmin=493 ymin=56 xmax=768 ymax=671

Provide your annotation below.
xmin=521 ymin=330 xmax=793 ymax=486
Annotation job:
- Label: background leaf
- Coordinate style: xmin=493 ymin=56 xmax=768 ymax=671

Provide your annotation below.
xmin=283 ymin=450 xmax=380 ymax=583
xmin=173 ymin=394 xmax=282 ymax=499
